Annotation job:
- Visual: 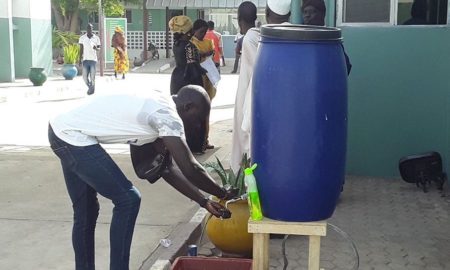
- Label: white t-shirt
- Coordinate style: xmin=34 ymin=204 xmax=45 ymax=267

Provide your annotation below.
xmin=79 ymin=34 xmax=101 ymax=61
xmin=50 ymin=92 xmax=185 ymax=146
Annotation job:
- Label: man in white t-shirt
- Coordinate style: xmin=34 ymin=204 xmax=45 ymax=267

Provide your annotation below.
xmin=49 ymin=85 xmax=235 ymax=270
xmin=79 ymin=23 xmax=101 ymax=95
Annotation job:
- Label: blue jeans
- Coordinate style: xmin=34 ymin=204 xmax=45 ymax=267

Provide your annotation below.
xmin=82 ymin=60 xmax=97 ymax=90
xmin=48 ymin=125 xmax=141 ymax=270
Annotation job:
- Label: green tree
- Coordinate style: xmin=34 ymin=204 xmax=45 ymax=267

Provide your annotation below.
xmin=51 ymin=0 xmax=141 ymax=33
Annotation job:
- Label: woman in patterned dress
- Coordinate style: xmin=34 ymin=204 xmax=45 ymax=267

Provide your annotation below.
xmin=111 ymin=26 xmax=129 ymax=79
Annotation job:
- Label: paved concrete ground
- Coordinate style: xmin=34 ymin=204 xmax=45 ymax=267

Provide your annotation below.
xmin=197 ymin=173 xmax=450 ymax=270
xmin=0 ymin=148 xmax=193 ymax=270
xmin=0 ymin=61 xmax=237 ymax=270
xmin=2 ymin=59 xmax=450 ymax=270
xmin=131 ymin=56 xmax=238 ymax=75
xmin=0 ymin=119 xmax=233 ymax=270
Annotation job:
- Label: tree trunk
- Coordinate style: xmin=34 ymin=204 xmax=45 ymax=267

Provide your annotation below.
xmin=69 ymin=9 xmax=80 ymax=33
xmin=51 ymin=3 xmax=65 ymax=30
xmin=51 ymin=0 xmax=80 ymax=32
xmin=63 ymin=15 xmax=71 ymax=31
xmin=143 ymin=1 xmax=148 ymax=60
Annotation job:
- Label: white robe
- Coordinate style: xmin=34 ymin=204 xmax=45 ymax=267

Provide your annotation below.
xmin=230 ymin=28 xmax=260 ymax=173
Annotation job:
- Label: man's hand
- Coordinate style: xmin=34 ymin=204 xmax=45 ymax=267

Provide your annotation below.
xmin=205 ymin=200 xmax=231 ymax=219
xmin=222 ymin=187 xmax=239 ymax=200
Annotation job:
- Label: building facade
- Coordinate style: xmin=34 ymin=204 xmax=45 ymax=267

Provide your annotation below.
xmin=78 ymin=1 xmax=269 ymax=59
xmin=2 ymin=0 xmax=450 ymax=178
xmin=0 ymin=0 xmax=52 ymax=82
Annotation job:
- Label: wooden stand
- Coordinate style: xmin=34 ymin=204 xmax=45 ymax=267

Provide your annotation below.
xmin=248 ymin=217 xmax=327 ymax=270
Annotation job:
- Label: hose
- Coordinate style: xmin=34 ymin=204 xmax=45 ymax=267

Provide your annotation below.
xmin=198 ymin=197 xmax=361 ymax=270
xmin=282 ymin=222 xmax=359 ymax=270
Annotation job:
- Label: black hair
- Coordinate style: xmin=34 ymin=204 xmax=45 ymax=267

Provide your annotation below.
xmin=175 ymin=85 xmax=210 ymax=153
xmin=193 ymin=19 xmax=208 ymax=32
xmin=172 ymin=32 xmax=184 ymax=44
xmin=301 ymin=0 xmax=326 ymax=13
xmin=207 ymin=20 xmax=215 ymax=29
xmin=176 ymin=85 xmax=211 ymax=118
xmin=238 ymin=1 xmax=257 ymax=24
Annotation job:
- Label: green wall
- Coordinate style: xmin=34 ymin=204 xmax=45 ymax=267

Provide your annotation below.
xmin=149 ymin=9 xmax=166 ymax=31
xmin=12 ymin=18 xmax=33 ymax=78
xmin=12 ymin=17 xmax=52 ymax=78
xmin=0 ymin=18 xmax=15 ymax=82
xmin=342 ymin=26 xmax=450 ymax=177
xmin=80 ymin=9 xmax=199 ymax=32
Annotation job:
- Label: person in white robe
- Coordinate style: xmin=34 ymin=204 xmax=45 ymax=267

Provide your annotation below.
xmin=231 ymin=0 xmax=292 ymax=173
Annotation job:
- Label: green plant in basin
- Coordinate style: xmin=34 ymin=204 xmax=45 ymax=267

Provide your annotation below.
xmin=204 ymin=153 xmax=251 ymax=197
xmin=63 ymin=44 xmax=80 ymax=64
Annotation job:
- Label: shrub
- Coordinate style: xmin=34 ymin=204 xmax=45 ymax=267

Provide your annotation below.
xmin=63 ymin=44 xmax=80 ymax=64
xmin=204 ymin=153 xmax=251 ymax=197
xmin=52 ymin=29 xmax=79 ymax=49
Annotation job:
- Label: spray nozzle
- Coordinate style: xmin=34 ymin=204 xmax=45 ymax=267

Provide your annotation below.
xmin=244 ymin=163 xmax=258 ymax=176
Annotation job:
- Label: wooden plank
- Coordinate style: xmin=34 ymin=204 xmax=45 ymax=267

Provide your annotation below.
xmin=308 ymin=235 xmax=321 ymax=270
xmin=248 ymin=218 xmax=327 ymax=236
xmin=252 ymin=233 xmax=269 ymax=270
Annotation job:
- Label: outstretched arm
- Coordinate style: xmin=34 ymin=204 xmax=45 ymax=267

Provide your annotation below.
xmin=161 ymin=136 xmax=226 ymax=198
xmin=161 ymin=164 xmax=230 ymax=218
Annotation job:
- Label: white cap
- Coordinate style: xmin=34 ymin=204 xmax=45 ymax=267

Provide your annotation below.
xmin=267 ymin=0 xmax=292 ymax=16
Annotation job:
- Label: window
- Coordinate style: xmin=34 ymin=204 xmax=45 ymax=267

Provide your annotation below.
xmin=207 ymin=8 xmax=266 ymax=35
xmin=342 ymin=0 xmax=392 ymax=23
xmin=337 ymin=0 xmax=448 ymax=25
xmin=126 ymin=10 xmax=132 ymax=24
xmin=398 ymin=0 xmax=448 ymax=24
xmin=169 ymin=10 xmax=183 ymax=20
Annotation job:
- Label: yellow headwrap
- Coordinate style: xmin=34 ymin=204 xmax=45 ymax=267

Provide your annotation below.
xmin=169 ymin=15 xmax=193 ymax=34
xmin=115 ymin=26 xmax=124 ymax=34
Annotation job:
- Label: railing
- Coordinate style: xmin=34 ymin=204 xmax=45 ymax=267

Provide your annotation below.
xmin=82 ymin=31 xmax=173 ymax=50
xmin=127 ymin=31 xmax=173 ymax=50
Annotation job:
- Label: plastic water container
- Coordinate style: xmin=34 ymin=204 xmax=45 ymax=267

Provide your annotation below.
xmin=252 ymin=24 xmax=348 ymax=222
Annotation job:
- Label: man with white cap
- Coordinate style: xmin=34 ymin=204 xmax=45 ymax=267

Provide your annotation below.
xmin=266 ymin=0 xmax=292 ymax=24
xmin=231 ymin=0 xmax=291 ymax=173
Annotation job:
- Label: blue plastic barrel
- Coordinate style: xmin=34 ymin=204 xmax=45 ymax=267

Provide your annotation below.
xmin=252 ymin=25 xmax=347 ymax=222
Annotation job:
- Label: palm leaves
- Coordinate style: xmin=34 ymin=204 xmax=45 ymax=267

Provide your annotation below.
xmin=63 ymin=44 xmax=80 ymax=64
xmin=52 ymin=28 xmax=80 ymax=49
xmin=204 ymin=153 xmax=251 ymax=197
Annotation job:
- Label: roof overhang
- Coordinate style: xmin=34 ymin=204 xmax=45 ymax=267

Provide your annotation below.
xmin=146 ymin=0 xmax=267 ymax=9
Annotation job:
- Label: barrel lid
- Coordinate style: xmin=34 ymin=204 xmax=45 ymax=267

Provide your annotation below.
xmin=260 ymin=24 xmax=342 ymax=41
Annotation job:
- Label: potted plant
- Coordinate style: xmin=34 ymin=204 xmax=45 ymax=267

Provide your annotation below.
xmin=52 ymin=28 xmax=79 ymax=61
xmin=62 ymin=44 xmax=80 ymax=80
xmin=28 ymin=67 xmax=47 ymax=86
xmin=204 ymin=154 xmax=253 ymax=257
